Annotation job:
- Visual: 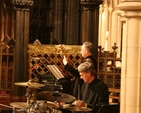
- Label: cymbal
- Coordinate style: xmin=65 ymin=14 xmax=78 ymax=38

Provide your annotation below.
xmin=64 ymin=106 xmax=92 ymax=112
xmin=14 ymin=81 xmax=45 ymax=89
xmin=10 ymin=102 xmax=27 ymax=108
xmin=37 ymin=91 xmax=76 ymax=103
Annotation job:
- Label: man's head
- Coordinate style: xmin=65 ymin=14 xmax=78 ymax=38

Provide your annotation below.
xmin=78 ymin=62 xmax=96 ymax=83
xmin=80 ymin=41 xmax=94 ymax=58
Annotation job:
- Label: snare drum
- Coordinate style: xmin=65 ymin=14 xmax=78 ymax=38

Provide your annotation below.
xmin=31 ymin=100 xmax=57 ymax=113
xmin=12 ymin=107 xmax=26 ymax=113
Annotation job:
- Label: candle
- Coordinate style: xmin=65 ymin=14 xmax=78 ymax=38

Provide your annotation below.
xmin=105 ymin=40 xmax=108 ymax=51
xmin=105 ymin=31 xmax=109 ymax=51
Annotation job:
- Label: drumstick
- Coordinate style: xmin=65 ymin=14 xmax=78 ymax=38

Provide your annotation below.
xmin=78 ymin=84 xmax=80 ymax=100
xmin=0 ymin=103 xmax=12 ymax=108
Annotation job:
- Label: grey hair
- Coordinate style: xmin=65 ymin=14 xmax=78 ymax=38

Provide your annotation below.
xmin=82 ymin=41 xmax=94 ymax=53
xmin=78 ymin=62 xmax=97 ymax=76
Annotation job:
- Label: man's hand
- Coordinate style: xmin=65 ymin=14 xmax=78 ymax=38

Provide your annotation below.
xmin=72 ymin=100 xmax=87 ymax=107
xmin=55 ymin=101 xmax=66 ymax=108
xmin=63 ymin=56 xmax=68 ymax=65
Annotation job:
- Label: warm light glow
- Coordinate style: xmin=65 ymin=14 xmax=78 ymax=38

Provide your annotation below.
xmin=106 ymin=31 xmax=109 ymax=37
xmin=105 ymin=31 xmax=109 ymax=51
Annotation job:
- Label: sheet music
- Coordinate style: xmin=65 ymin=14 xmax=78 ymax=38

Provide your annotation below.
xmin=47 ymin=65 xmax=64 ymax=80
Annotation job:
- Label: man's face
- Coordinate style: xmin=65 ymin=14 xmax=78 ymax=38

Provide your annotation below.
xmin=79 ymin=72 xmax=90 ymax=83
xmin=80 ymin=45 xmax=87 ymax=58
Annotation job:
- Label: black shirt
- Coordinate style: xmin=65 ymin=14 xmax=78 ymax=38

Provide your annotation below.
xmin=64 ymin=55 xmax=96 ymax=98
xmin=81 ymin=78 xmax=109 ymax=113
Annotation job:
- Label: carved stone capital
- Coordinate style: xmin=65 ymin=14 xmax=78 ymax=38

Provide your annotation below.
xmin=117 ymin=1 xmax=141 ymax=11
xmin=80 ymin=0 xmax=103 ymax=9
xmin=11 ymin=0 xmax=34 ymax=7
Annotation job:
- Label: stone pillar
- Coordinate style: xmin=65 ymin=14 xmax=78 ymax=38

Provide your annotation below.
xmin=11 ymin=0 xmax=33 ymax=95
xmin=98 ymin=0 xmax=123 ymax=55
xmin=51 ymin=0 xmax=80 ymax=44
xmin=63 ymin=0 xmax=80 ymax=44
xmin=80 ymin=0 xmax=103 ymax=59
xmin=117 ymin=1 xmax=141 ymax=113
xmin=51 ymin=0 xmax=63 ymax=44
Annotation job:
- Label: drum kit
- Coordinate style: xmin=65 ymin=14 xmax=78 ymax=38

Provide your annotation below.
xmin=0 ymin=80 xmax=92 ymax=113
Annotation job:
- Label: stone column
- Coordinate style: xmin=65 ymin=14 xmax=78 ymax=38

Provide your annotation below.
xmin=11 ymin=0 xmax=33 ymax=95
xmin=63 ymin=0 xmax=80 ymax=44
xmin=117 ymin=1 xmax=141 ymax=113
xmin=80 ymin=0 xmax=103 ymax=59
xmin=51 ymin=0 xmax=63 ymax=44
xmin=51 ymin=0 xmax=80 ymax=44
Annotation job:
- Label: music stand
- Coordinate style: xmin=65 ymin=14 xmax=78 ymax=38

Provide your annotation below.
xmin=47 ymin=65 xmax=64 ymax=80
xmin=97 ymin=104 xmax=120 ymax=113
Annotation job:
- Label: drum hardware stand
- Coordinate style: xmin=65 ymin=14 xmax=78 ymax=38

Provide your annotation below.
xmin=52 ymin=91 xmax=62 ymax=101
xmin=11 ymin=80 xmax=46 ymax=113
xmin=25 ymin=86 xmax=33 ymax=113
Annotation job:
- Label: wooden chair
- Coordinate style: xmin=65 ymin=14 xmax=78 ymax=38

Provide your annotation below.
xmin=108 ymin=88 xmax=120 ymax=104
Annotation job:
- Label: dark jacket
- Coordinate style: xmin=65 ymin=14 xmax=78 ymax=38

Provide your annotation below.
xmin=64 ymin=55 xmax=97 ymax=98
xmin=81 ymin=78 xmax=109 ymax=113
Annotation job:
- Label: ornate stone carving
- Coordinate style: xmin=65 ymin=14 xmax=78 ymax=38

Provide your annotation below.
xmin=2 ymin=0 xmax=12 ymax=15
xmin=11 ymin=0 xmax=34 ymax=7
xmin=80 ymin=0 xmax=103 ymax=8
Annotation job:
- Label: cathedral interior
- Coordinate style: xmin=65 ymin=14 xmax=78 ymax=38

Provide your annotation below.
xmin=0 ymin=0 xmax=141 ymax=113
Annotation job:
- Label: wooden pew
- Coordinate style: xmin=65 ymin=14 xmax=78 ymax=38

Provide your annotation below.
xmin=108 ymin=88 xmax=120 ymax=104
